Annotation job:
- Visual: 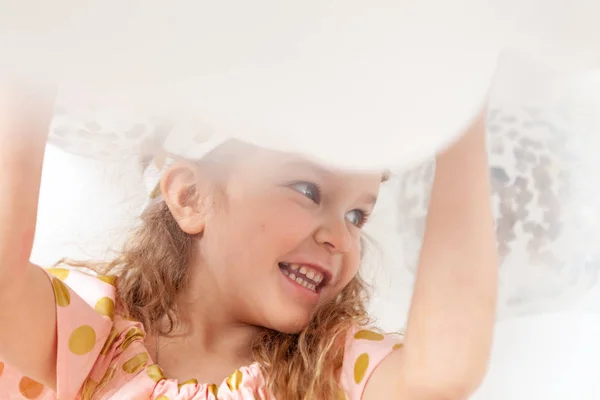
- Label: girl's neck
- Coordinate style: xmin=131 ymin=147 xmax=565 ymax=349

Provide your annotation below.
xmin=148 ymin=316 xmax=262 ymax=384
xmin=146 ymin=282 xmax=264 ymax=383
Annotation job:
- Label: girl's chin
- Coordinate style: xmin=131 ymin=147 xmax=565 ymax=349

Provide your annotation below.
xmin=261 ymin=311 xmax=313 ymax=335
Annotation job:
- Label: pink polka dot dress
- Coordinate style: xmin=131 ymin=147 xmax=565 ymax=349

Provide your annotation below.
xmin=0 ymin=268 xmax=403 ymax=399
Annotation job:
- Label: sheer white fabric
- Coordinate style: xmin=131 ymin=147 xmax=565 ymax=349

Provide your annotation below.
xmin=393 ymin=53 xmax=600 ymax=319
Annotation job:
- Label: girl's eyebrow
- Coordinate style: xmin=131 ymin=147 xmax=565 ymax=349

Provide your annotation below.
xmin=280 ymin=159 xmax=380 ymax=205
xmin=361 ymin=194 xmax=379 ymax=206
xmin=282 ymin=160 xmax=388 ymax=182
xmin=281 ymin=160 xmax=380 ymax=206
xmin=279 ymin=160 xmax=330 ymax=176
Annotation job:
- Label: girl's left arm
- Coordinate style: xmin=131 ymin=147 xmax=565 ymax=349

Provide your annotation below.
xmin=364 ymin=109 xmax=498 ymax=400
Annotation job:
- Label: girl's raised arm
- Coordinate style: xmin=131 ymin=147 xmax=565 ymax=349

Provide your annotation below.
xmin=0 ymin=82 xmax=60 ymax=390
xmin=365 ymin=110 xmax=499 ymax=399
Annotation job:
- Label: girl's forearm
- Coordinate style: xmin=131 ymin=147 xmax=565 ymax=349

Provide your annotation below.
xmin=402 ymin=110 xmax=499 ymax=392
xmin=0 ymin=86 xmax=54 ymax=283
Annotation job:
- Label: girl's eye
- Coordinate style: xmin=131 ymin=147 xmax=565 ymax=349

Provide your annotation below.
xmin=345 ymin=209 xmax=369 ymax=228
xmin=289 ymin=181 xmax=370 ymax=227
xmin=290 ymin=181 xmax=322 ymax=204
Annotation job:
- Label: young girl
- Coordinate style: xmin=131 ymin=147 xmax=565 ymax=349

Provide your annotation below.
xmin=0 ymin=85 xmax=498 ymax=399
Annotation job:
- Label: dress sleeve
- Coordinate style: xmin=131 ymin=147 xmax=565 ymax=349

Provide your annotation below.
xmin=0 ymin=267 xmax=119 ymax=400
xmin=338 ymin=327 xmax=404 ymax=400
xmin=47 ymin=267 xmax=120 ymax=400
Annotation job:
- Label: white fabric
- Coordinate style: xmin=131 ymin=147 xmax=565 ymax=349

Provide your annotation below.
xmin=394 ymin=53 xmax=600 ymax=319
xmin=141 ymin=121 xmax=230 ymax=208
xmin=5 ymin=0 xmax=600 ymax=171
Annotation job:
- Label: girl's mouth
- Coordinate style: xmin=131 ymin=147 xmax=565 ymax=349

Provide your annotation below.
xmin=278 ymin=262 xmax=325 ymax=292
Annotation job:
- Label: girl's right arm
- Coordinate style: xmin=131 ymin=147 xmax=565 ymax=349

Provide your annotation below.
xmin=0 ymin=82 xmax=59 ymax=390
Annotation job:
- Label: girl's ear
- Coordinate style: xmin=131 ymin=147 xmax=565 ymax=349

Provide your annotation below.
xmin=160 ymin=161 xmax=215 ymax=235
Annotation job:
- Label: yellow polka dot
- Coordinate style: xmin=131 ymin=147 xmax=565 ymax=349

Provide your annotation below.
xmin=146 ymin=364 xmax=165 ymax=383
xmin=68 ymin=325 xmax=97 ymax=355
xmin=81 ymin=378 xmax=98 ymax=400
xmin=97 ymin=275 xmax=117 ymax=286
xmin=226 ymin=369 xmax=243 ymax=391
xmin=122 ymin=352 xmax=149 ymax=374
xmin=0 ymin=361 xmax=4 ymax=377
xmin=101 ymin=328 xmax=120 ymax=356
xmin=155 ymin=396 xmax=169 ymax=400
xmin=96 ymin=366 xmax=117 ymax=393
xmin=208 ymin=383 xmax=219 ymax=397
xmin=46 ymin=268 xmax=69 ymax=280
xmin=392 ymin=343 xmax=404 ymax=351
xmin=353 ymin=330 xmax=384 ymax=341
xmin=94 ymin=297 xmax=115 ymax=320
xmin=178 ymin=378 xmax=198 ymax=390
xmin=336 ymin=388 xmax=347 ymax=399
xmin=18 ymin=376 xmax=44 ymax=399
xmin=118 ymin=327 xmax=145 ymax=351
xmin=51 ymin=277 xmax=71 ymax=307
xmin=353 ymin=353 xmax=370 ymax=384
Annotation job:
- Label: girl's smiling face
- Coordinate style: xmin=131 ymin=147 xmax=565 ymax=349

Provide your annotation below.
xmin=165 ymin=145 xmax=383 ymax=333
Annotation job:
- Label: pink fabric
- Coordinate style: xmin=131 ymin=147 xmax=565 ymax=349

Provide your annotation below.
xmin=0 ymin=268 xmax=403 ymax=399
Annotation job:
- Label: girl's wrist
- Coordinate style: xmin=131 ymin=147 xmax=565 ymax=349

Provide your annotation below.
xmin=435 ymin=109 xmax=488 ymax=172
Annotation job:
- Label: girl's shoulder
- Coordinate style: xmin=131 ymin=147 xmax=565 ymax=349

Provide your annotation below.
xmin=339 ymin=326 xmax=404 ymax=399
xmin=0 ymin=266 xmax=130 ymax=400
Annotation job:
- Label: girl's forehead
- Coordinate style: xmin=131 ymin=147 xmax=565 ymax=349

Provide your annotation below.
xmin=213 ymin=140 xmax=388 ymax=182
xmin=236 ymin=146 xmax=387 ymax=182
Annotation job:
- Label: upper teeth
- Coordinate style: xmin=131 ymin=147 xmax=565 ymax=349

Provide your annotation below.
xmin=288 ymin=264 xmax=324 ymax=283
